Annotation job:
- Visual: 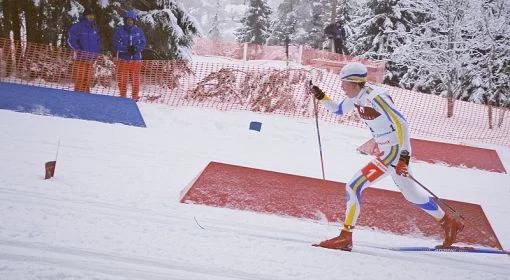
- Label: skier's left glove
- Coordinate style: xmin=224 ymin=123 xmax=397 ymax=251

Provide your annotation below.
xmin=311 ymin=85 xmax=326 ymax=100
xmin=395 ymin=150 xmax=410 ymax=177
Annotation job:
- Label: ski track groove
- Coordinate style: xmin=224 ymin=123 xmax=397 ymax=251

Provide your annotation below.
xmin=0 ymin=187 xmax=509 ymax=277
xmin=0 ymin=240 xmax=270 ymax=280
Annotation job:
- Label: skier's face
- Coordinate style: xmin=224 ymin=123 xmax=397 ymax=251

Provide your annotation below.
xmin=342 ymin=81 xmax=362 ymax=98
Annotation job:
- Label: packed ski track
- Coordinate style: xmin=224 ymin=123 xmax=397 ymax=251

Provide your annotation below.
xmin=1 ymin=103 xmax=509 ymax=280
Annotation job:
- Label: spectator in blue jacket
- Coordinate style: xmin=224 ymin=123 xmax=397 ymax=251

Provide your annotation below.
xmin=113 ymin=10 xmax=146 ymax=101
xmin=68 ymin=7 xmax=101 ymax=93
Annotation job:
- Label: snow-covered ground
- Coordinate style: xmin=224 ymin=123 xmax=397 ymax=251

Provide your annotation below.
xmin=1 ymin=103 xmax=509 ymax=279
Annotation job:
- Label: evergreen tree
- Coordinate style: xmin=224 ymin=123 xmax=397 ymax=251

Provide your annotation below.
xmin=1 ymin=0 xmax=22 ymax=41
xmin=0 ymin=0 xmax=200 ymax=59
xmin=267 ymin=0 xmax=297 ymax=45
xmin=391 ymin=0 xmax=476 ymax=99
xmin=303 ymin=0 xmax=330 ymax=48
xmin=235 ymin=0 xmax=272 ymax=44
xmin=268 ymin=0 xmax=352 ymax=49
xmin=335 ymin=0 xmax=356 ymax=37
xmin=335 ymin=0 xmax=353 ymax=23
xmin=304 ymin=0 xmax=325 ymax=48
xmin=124 ymin=0 xmax=201 ymax=59
xmin=209 ymin=0 xmax=222 ymax=39
xmin=465 ymin=0 xmax=510 ymax=107
xmin=269 ymin=0 xmax=321 ymax=46
xmin=349 ymin=0 xmax=434 ymax=85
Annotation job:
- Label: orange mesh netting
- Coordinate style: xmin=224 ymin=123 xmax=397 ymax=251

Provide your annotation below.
xmin=1 ymin=37 xmax=508 ymax=147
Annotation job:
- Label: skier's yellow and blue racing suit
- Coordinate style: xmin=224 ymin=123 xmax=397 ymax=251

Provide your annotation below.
xmin=320 ymin=83 xmax=445 ymax=230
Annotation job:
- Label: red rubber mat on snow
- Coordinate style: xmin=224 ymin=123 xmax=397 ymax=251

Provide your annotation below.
xmin=357 ymin=138 xmax=506 ymax=173
xmin=181 ymin=162 xmax=502 ymax=249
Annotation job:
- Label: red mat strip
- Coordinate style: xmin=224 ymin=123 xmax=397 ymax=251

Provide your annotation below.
xmin=357 ymin=138 xmax=506 ymax=173
xmin=181 ymin=162 xmax=502 ymax=249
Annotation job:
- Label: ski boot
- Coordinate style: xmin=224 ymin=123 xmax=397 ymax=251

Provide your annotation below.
xmin=439 ymin=212 xmax=465 ymax=248
xmin=314 ymin=229 xmax=353 ymax=251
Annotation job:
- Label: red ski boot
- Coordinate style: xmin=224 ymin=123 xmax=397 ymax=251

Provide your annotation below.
xmin=313 ymin=229 xmax=353 ymax=251
xmin=439 ymin=212 xmax=465 ymax=247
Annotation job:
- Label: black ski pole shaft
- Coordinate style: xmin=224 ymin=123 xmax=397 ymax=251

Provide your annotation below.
xmin=391 ymin=164 xmax=464 ymax=219
xmin=407 ymin=173 xmax=465 ymax=220
xmin=312 ymin=97 xmax=326 ymax=180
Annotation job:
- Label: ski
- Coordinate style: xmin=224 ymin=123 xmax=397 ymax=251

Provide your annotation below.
xmin=388 ymin=246 xmax=510 ymax=255
xmin=194 ymin=217 xmax=509 ymax=256
xmin=312 ymin=243 xmax=510 ymax=255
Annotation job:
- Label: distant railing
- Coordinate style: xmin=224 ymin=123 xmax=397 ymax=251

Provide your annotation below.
xmin=192 ymin=38 xmax=386 ymax=84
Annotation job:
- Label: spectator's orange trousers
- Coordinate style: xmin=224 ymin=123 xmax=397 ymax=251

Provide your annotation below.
xmin=73 ymin=60 xmax=94 ymax=93
xmin=117 ymin=60 xmax=141 ymax=100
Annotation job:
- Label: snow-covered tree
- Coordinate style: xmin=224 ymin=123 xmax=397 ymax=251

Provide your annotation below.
xmin=335 ymin=0 xmax=354 ymax=23
xmin=235 ymin=0 xmax=272 ymax=44
xmin=0 ymin=0 xmax=201 ymax=59
xmin=391 ymin=0 xmax=480 ymax=102
xmin=268 ymin=0 xmax=355 ymax=48
xmin=324 ymin=0 xmax=357 ymax=52
xmin=303 ymin=0 xmax=330 ymax=49
xmin=349 ymin=0 xmax=434 ymax=84
xmin=267 ymin=0 xmax=297 ymax=45
xmin=268 ymin=0 xmax=328 ymax=47
xmin=464 ymin=0 xmax=510 ymax=108
xmin=209 ymin=0 xmax=222 ymax=39
xmin=131 ymin=0 xmax=201 ymax=59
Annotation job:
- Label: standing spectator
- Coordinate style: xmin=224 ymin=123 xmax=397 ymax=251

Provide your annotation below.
xmin=324 ymin=20 xmax=348 ymax=55
xmin=68 ymin=7 xmax=101 ymax=93
xmin=113 ymin=10 xmax=146 ymax=102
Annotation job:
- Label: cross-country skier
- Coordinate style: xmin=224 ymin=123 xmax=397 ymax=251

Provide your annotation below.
xmin=311 ymin=62 xmax=464 ymax=251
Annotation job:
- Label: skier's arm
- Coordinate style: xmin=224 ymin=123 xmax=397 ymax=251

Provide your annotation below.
xmin=322 ymin=97 xmax=354 ymax=116
xmin=312 ymin=85 xmax=354 ymax=116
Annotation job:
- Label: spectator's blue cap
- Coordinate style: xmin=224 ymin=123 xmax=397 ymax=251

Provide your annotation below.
xmin=124 ymin=10 xmax=138 ymax=20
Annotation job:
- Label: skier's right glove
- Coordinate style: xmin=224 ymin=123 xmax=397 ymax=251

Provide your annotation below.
xmin=311 ymin=85 xmax=326 ymax=100
xmin=395 ymin=150 xmax=410 ymax=177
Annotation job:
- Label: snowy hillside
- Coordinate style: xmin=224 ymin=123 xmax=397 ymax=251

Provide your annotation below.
xmin=1 ymin=102 xmax=509 ymax=279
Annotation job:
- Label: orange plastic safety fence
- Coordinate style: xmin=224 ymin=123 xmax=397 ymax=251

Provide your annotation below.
xmin=1 ymin=37 xmax=508 ymax=147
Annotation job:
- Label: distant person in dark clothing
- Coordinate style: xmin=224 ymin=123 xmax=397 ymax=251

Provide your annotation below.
xmin=324 ymin=20 xmax=348 ymax=55
xmin=113 ymin=10 xmax=146 ymax=101
xmin=68 ymin=7 xmax=101 ymax=93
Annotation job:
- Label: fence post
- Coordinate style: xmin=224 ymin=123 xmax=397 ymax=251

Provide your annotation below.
xmin=488 ymin=104 xmax=493 ymax=129
xmin=298 ymin=45 xmax=303 ymax=65
xmin=447 ymin=97 xmax=454 ymax=118
xmin=498 ymin=109 xmax=505 ymax=128
xmin=243 ymin=43 xmax=248 ymax=61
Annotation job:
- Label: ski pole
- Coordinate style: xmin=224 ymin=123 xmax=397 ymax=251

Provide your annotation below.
xmin=409 ymin=174 xmax=465 ymax=220
xmin=394 ymin=167 xmax=465 ymax=220
xmin=310 ymin=81 xmax=326 ymax=180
